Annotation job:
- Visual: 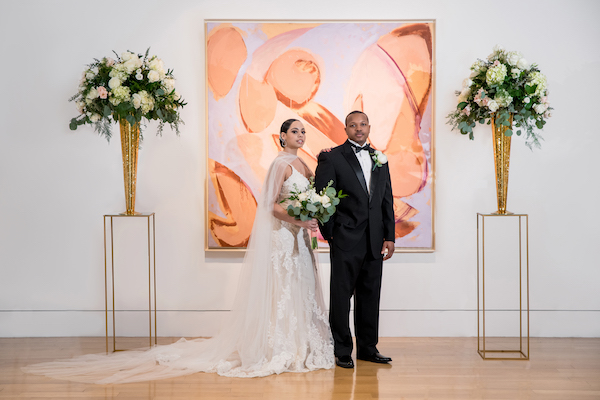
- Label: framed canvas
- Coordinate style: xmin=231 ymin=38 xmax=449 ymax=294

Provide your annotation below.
xmin=205 ymin=20 xmax=435 ymax=251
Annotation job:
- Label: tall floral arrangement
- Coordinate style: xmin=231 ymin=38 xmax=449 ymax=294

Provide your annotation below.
xmin=69 ymin=49 xmax=185 ymax=140
xmin=447 ymin=45 xmax=551 ymax=149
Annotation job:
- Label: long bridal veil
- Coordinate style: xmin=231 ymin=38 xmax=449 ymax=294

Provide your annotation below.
xmin=23 ymin=152 xmax=333 ymax=383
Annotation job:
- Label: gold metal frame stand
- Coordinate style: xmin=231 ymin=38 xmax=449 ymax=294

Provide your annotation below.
xmin=477 ymin=213 xmax=529 ymax=360
xmin=104 ymin=212 xmax=157 ymax=353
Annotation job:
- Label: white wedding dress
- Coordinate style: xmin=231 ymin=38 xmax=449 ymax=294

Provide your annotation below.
xmin=24 ymin=154 xmax=334 ymax=383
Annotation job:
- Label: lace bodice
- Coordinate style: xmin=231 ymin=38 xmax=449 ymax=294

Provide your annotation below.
xmin=279 ymin=166 xmax=310 ymax=207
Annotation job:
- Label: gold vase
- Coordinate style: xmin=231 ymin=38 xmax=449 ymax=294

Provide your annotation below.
xmin=119 ymin=119 xmax=141 ymax=215
xmin=491 ymin=114 xmax=513 ymax=215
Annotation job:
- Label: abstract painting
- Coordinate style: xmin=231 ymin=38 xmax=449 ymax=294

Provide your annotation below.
xmin=206 ymin=20 xmax=435 ymax=251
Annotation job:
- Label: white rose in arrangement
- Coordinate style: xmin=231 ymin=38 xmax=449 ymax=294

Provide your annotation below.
xmin=321 ymin=195 xmax=332 ymax=208
xmin=493 ymin=44 xmax=505 ymax=53
xmin=149 ymin=58 xmax=165 ymax=73
xmin=487 ymin=99 xmax=499 ymax=112
xmin=108 ymin=77 xmax=121 ymax=89
xmin=292 ymin=200 xmax=301 ymax=208
xmin=148 ymin=70 xmax=160 ymax=83
xmin=533 ymin=103 xmax=548 ymax=114
xmin=132 ymin=93 xmax=142 ymax=109
xmin=507 ymin=51 xmax=521 ymax=66
xmin=89 ymin=113 xmax=101 ymax=122
xmin=121 ymin=52 xmax=133 ymax=61
xmin=136 ymin=73 xmax=144 ymax=80
xmin=86 ymin=87 xmax=99 ymax=100
xmin=173 ymin=91 xmax=181 ymax=101
xmin=85 ymin=71 xmax=95 ymax=80
xmin=76 ymin=101 xmax=85 ymax=114
xmin=511 ymin=68 xmax=521 ymax=78
xmin=524 ymin=97 xmax=530 ymax=103
xmin=124 ymin=55 xmax=142 ymax=73
xmin=517 ymin=58 xmax=529 ymax=70
xmin=462 ymin=78 xmax=473 ymax=88
xmin=457 ymin=87 xmax=471 ymax=104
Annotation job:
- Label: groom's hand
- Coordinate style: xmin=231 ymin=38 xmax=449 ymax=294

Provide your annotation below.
xmin=381 ymin=241 xmax=395 ymax=261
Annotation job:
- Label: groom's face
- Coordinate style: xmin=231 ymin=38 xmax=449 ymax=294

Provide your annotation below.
xmin=345 ymin=113 xmax=370 ymax=145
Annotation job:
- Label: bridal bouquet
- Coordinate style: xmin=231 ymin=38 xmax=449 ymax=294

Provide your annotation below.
xmin=283 ymin=179 xmax=347 ymax=249
xmin=447 ymin=45 xmax=551 ymax=149
xmin=69 ymin=48 xmax=186 ymax=141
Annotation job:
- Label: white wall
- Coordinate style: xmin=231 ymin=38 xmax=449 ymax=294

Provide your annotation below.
xmin=1 ymin=0 xmax=599 ymax=338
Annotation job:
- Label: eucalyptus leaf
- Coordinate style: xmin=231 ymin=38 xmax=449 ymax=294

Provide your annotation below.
xmin=504 ymin=129 xmax=513 ymax=137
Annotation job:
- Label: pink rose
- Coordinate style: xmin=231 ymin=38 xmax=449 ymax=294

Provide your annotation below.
xmin=493 ymin=60 xmax=500 ymax=66
xmin=97 ymin=86 xmax=108 ymax=99
xmin=461 ymin=104 xmax=471 ymax=116
xmin=106 ymin=58 xmax=115 ymax=66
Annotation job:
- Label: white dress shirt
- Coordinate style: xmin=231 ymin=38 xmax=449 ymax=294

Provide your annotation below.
xmin=348 ymin=139 xmax=372 ymax=193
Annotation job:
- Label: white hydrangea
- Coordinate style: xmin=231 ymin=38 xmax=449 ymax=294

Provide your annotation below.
xmin=108 ymin=77 xmax=121 ymax=89
xmin=528 ymin=71 xmax=547 ymax=96
xmin=486 ymin=63 xmax=508 ymax=85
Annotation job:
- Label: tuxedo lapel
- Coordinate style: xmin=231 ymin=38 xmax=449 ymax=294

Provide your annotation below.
xmin=342 ymin=141 xmax=369 ymax=198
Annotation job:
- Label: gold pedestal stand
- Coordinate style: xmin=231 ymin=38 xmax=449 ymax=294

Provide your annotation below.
xmin=104 ymin=212 xmax=157 ymax=353
xmin=477 ymin=213 xmax=529 ymax=360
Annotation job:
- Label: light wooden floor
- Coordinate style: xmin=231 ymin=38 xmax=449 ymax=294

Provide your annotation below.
xmin=1 ymin=337 xmax=599 ymax=399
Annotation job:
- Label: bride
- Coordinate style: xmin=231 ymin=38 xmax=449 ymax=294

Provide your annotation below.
xmin=24 ymin=119 xmax=335 ymax=383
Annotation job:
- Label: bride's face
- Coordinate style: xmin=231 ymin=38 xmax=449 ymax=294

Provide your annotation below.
xmin=282 ymin=121 xmax=306 ymax=149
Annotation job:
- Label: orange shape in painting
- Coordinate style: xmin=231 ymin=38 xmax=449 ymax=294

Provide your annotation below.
xmin=394 ymin=199 xmax=420 ymax=239
xmin=266 ymin=49 xmax=321 ymax=109
xmin=385 ymin=99 xmax=428 ymax=198
xmin=377 ymin=23 xmax=432 ymax=117
xmin=208 ymin=159 xmax=257 ymax=247
xmin=239 ymin=73 xmax=278 ymax=133
xmin=207 ymin=26 xmax=247 ymax=100
xmin=296 ymin=102 xmax=348 ymax=146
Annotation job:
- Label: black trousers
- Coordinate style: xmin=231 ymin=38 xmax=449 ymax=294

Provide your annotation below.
xmin=329 ymin=229 xmax=383 ymax=357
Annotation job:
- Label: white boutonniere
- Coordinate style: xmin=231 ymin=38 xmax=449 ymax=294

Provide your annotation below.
xmin=371 ymin=150 xmax=388 ymax=171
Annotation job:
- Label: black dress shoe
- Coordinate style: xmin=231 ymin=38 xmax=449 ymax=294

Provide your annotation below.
xmin=357 ymin=352 xmax=392 ymax=364
xmin=335 ymin=355 xmax=354 ymax=368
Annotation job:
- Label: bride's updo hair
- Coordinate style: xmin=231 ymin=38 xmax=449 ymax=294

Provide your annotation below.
xmin=279 ymin=119 xmax=299 ymax=148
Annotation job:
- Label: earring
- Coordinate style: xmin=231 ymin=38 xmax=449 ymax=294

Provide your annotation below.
xmin=279 ymin=137 xmax=286 ymax=148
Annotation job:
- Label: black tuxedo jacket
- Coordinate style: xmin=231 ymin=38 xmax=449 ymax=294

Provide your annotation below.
xmin=315 ymin=141 xmax=395 ymax=258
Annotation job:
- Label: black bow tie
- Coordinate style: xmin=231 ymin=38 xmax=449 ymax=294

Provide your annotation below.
xmin=350 ymin=143 xmax=371 ymax=153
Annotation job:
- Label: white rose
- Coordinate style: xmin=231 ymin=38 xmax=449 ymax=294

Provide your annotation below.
xmin=487 ymin=100 xmax=499 ymax=112
xmin=89 ymin=113 xmax=101 ymax=123
xmin=132 ymin=93 xmax=142 ymax=109
xmin=121 ymin=52 xmax=133 ymax=61
xmin=493 ymin=44 xmax=504 ymax=53
xmin=457 ymin=87 xmax=471 ymax=104
xmin=533 ymin=103 xmax=548 ymax=114
xmin=507 ymin=51 xmax=521 ymax=66
xmin=86 ymin=87 xmax=99 ymax=99
xmin=462 ymin=78 xmax=473 ymax=88
xmin=76 ymin=101 xmax=85 ymax=113
xmin=85 ymin=71 xmax=95 ymax=80
xmin=321 ymin=196 xmax=332 ymax=208
xmin=378 ymin=153 xmax=388 ymax=164
xmin=298 ymin=192 xmax=308 ymax=201
xmin=136 ymin=73 xmax=144 ymax=80
xmin=517 ymin=58 xmax=529 ymax=69
xmin=173 ymin=91 xmax=181 ymax=101
xmin=108 ymin=77 xmax=121 ymax=89
xmin=292 ymin=200 xmax=301 ymax=208
xmin=523 ymin=97 xmax=530 ymax=103
xmin=148 ymin=70 xmax=160 ymax=83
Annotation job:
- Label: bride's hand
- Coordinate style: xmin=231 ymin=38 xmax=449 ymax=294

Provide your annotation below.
xmin=296 ymin=218 xmax=318 ymax=232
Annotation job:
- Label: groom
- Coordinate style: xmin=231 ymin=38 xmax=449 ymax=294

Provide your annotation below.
xmin=315 ymin=111 xmax=395 ymax=369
